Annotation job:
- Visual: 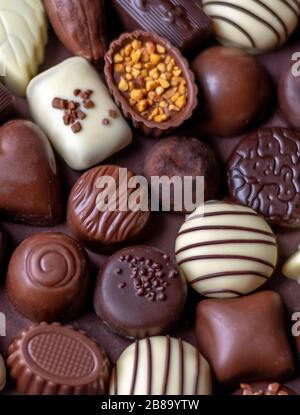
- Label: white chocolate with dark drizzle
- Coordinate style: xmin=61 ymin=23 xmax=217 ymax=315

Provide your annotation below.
xmin=175 ymin=201 xmax=278 ymax=298
xmin=110 ymin=336 xmax=212 ymax=395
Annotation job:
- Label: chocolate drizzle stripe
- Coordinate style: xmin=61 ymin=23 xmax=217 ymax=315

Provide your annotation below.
xmin=254 ymin=0 xmax=288 ymax=38
xmin=130 ymin=340 xmax=139 ymax=395
xmin=282 ymin=0 xmax=300 ymax=16
xmin=189 ymin=210 xmax=259 ymax=220
xmin=178 ymin=225 xmax=274 ymax=237
xmin=200 ymin=289 xmax=243 ymax=296
xmin=208 ymin=15 xmax=256 ymax=47
xmin=190 ymin=270 xmax=269 ymax=285
xmin=178 ymin=255 xmax=275 ymax=269
xmin=179 ymin=338 xmax=184 ymax=395
xmin=175 ymin=239 xmax=276 ymax=255
xmin=146 ymin=337 xmax=152 ymax=395
xmin=193 ymin=350 xmax=200 ymax=395
xmin=204 ymin=1 xmax=282 ymax=45
xmin=162 ymin=336 xmax=171 ymax=394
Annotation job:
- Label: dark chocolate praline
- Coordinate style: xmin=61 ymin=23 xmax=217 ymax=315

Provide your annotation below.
xmin=94 ymin=246 xmax=187 ymax=339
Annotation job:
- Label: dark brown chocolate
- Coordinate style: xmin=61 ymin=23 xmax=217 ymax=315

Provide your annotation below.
xmin=195 ymin=291 xmax=295 ymax=388
xmin=6 ymin=323 xmax=110 ymax=395
xmin=192 ymin=46 xmax=272 ymax=137
xmin=44 ymin=0 xmax=106 ymax=61
xmin=6 ymin=232 xmax=89 ymax=322
xmin=94 ymin=246 xmax=187 ymax=339
xmin=111 ymin=0 xmax=212 ymax=52
xmin=233 ymin=382 xmax=297 ymax=396
xmin=278 ymin=61 xmax=300 ymax=129
xmin=0 ymin=120 xmax=61 ymax=226
xmin=0 ymin=84 xmax=16 ymax=122
xmin=104 ymin=30 xmax=198 ymax=137
xmin=143 ymin=136 xmax=220 ymax=212
xmin=67 ymin=165 xmax=150 ymax=251
xmin=227 ymin=127 xmax=300 ymax=228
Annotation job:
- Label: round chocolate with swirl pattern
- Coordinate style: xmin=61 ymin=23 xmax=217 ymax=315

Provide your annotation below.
xmin=67 ymin=165 xmax=150 ymax=251
xmin=227 ymin=127 xmax=300 ymax=228
xmin=110 ymin=336 xmax=212 ymax=395
xmin=6 ymin=232 xmax=89 ymax=322
xmin=94 ymin=246 xmax=187 ymax=339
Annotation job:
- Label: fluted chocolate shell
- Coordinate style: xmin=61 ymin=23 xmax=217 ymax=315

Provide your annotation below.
xmin=6 ymin=232 xmax=89 ymax=322
xmin=7 ymin=323 xmax=110 ymax=395
xmin=104 ymin=30 xmax=198 ymax=137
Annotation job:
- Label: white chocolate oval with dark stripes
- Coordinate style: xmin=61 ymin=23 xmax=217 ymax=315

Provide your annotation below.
xmin=175 ymin=201 xmax=278 ymax=298
xmin=109 ymin=336 xmax=212 ymax=395
xmin=201 ymin=0 xmax=300 ymax=53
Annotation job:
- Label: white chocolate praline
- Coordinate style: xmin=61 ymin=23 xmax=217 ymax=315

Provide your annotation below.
xmin=0 ymin=353 xmax=5 ymax=392
xmin=175 ymin=201 xmax=278 ymax=298
xmin=110 ymin=336 xmax=212 ymax=395
xmin=0 ymin=0 xmax=47 ymax=96
xmin=201 ymin=0 xmax=300 ymax=53
xmin=27 ymin=57 xmax=132 ymax=171
xmin=282 ymin=248 xmax=300 ymax=284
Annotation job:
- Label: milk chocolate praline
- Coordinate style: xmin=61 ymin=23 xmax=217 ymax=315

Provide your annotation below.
xmin=6 ymin=232 xmax=89 ymax=322
xmin=192 ymin=46 xmax=272 ymax=137
xmin=94 ymin=246 xmax=187 ymax=339
xmin=104 ymin=30 xmax=198 ymax=137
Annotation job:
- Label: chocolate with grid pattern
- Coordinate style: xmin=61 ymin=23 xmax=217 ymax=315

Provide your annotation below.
xmin=6 ymin=323 xmax=110 ymax=395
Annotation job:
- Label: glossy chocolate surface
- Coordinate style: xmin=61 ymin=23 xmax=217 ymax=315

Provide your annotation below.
xmin=111 ymin=0 xmax=212 ymax=52
xmin=2 ymin=27 xmax=300 ymax=396
xmin=233 ymin=381 xmax=297 ymax=396
xmin=6 ymin=232 xmax=89 ymax=322
xmin=278 ymin=61 xmax=300 ymax=129
xmin=94 ymin=246 xmax=187 ymax=339
xmin=0 ymin=120 xmax=61 ymax=226
xmin=192 ymin=46 xmax=272 ymax=137
xmin=227 ymin=127 xmax=300 ymax=228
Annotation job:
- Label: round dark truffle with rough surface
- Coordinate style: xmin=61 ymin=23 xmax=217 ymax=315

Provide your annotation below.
xmin=192 ymin=46 xmax=272 ymax=137
xmin=94 ymin=246 xmax=187 ymax=339
xmin=6 ymin=232 xmax=89 ymax=322
xmin=143 ymin=136 xmax=220 ymax=212
xmin=227 ymin=127 xmax=300 ymax=228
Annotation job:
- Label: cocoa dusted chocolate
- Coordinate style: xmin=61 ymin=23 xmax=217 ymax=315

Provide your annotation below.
xmin=195 ymin=291 xmax=295 ymax=388
xmin=111 ymin=0 xmax=212 ymax=52
xmin=192 ymin=46 xmax=272 ymax=137
xmin=6 ymin=232 xmax=90 ymax=323
xmin=104 ymin=30 xmax=198 ymax=137
xmin=143 ymin=136 xmax=220 ymax=212
xmin=110 ymin=336 xmax=212 ymax=395
xmin=7 ymin=323 xmax=111 ymax=395
xmin=44 ymin=0 xmax=106 ymax=62
xmin=227 ymin=127 xmax=300 ymax=228
xmin=94 ymin=246 xmax=187 ymax=339
xmin=0 ymin=120 xmax=61 ymax=226
xmin=67 ymin=165 xmax=150 ymax=251
xmin=233 ymin=382 xmax=297 ymax=396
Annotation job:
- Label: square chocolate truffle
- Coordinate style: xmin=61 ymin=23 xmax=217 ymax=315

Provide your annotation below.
xmin=195 ymin=291 xmax=295 ymax=388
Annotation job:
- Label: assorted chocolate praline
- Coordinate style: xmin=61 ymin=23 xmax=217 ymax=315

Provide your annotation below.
xmin=0 ymin=0 xmax=300 ymax=397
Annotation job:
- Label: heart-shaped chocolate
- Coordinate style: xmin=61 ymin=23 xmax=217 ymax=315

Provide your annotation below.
xmin=0 ymin=120 xmax=61 ymax=226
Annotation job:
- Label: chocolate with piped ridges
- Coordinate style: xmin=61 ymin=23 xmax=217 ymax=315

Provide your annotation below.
xmin=104 ymin=30 xmax=198 ymax=137
xmin=7 ymin=323 xmax=110 ymax=395
xmin=175 ymin=201 xmax=278 ymax=298
xmin=227 ymin=127 xmax=300 ymax=228
xmin=110 ymin=336 xmax=212 ymax=395
xmin=6 ymin=232 xmax=90 ymax=322
xmin=196 ymin=291 xmax=295 ymax=388
xmin=0 ymin=84 xmax=16 ymax=122
xmin=67 ymin=165 xmax=150 ymax=251
xmin=94 ymin=246 xmax=187 ymax=339
xmin=111 ymin=0 xmax=212 ymax=52
xmin=0 ymin=120 xmax=61 ymax=226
